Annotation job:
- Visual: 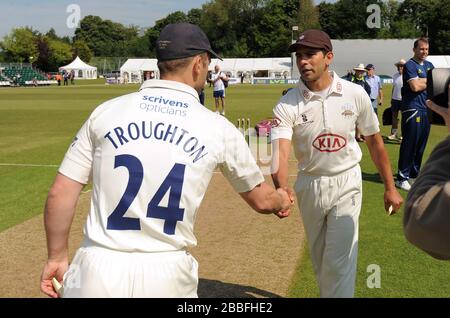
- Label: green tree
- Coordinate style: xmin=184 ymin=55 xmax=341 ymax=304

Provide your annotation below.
xmin=145 ymin=11 xmax=189 ymax=56
xmin=427 ymin=0 xmax=450 ymax=54
xmin=74 ymin=15 xmax=139 ymax=56
xmin=48 ymin=38 xmax=72 ymax=70
xmin=187 ymin=8 xmax=203 ymax=25
xmin=72 ymin=39 xmax=93 ymax=62
xmin=35 ymin=35 xmax=51 ymax=71
xmin=298 ymin=0 xmax=320 ymax=32
xmin=0 ymin=27 xmax=39 ymax=62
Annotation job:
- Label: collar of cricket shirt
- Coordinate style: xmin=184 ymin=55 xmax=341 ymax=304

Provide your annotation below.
xmin=299 ymin=71 xmax=344 ymax=101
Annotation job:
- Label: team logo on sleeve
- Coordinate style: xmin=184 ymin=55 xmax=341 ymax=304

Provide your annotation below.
xmin=302 ymin=90 xmax=311 ymax=100
xmin=270 ymin=117 xmax=281 ymax=128
xmin=312 ymin=133 xmax=347 ymax=152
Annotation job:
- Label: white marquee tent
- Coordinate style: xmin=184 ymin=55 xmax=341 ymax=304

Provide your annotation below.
xmin=209 ymin=57 xmax=291 ymax=78
xmin=59 ymin=56 xmax=97 ymax=79
xmin=120 ymin=59 xmax=159 ymax=83
xmin=119 ymin=57 xmax=291 ymax=83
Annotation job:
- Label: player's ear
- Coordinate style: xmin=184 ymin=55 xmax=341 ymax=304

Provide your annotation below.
xmin=324 ymin=51 xmax=334 ymax=66
xmin=193 ymin=55 xmax=202 ymax=74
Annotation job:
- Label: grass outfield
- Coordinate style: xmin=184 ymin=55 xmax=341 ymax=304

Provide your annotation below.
xmin=1 ymin=81 xmax=449 ymax=297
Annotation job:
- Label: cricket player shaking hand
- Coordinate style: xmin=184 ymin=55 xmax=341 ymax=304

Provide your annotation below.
xmin=271 ymin=29 xmax=403 ymax=298
xmin=40 ymin=23 xmax=293 ymax=298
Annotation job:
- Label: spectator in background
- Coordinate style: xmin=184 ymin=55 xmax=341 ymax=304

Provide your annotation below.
xmin=63 ymin=71 xmax=69 ymax=86
xmin=365 ymin=64 xmax=383 ymax=115
xmin=70 ymin=70 xmax=75 ymax=85
xmin=403 ymin=85 xmax=450 ymax=260
xmin=199 ymin=88 xmax=205 ymax=105
xmin=388 ymin=59 xmax=406 ymax=141
xmin=396 ymin=37 xmax=434 ymax=191
xmin=212 ymin=64 xmax=227 ymax=115
xmin=351 ymin=63 xmax=371 ymax=142
xmin=207 ymin=71 xmax=213 ymax=87
xmin=56 ymin=73 xmax=61 ymax=86
xmin=351 ymin=64 xmax=371 ymax=96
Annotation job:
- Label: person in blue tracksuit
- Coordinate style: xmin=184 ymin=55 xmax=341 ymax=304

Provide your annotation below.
xmin=396 ymin=37 xmax=434 ymax=191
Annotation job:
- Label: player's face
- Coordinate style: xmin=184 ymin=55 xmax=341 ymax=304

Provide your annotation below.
xmin=413 ymin=42 xmax=429 ymax=62
xmin=296 ymin=47 xmax=332 ymax=82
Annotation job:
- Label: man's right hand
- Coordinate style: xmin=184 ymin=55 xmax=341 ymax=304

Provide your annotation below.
xmin=40 ymin=259 xmax=68 ymax=298
xmin=274 ymin=187 xmax=295 ymax=219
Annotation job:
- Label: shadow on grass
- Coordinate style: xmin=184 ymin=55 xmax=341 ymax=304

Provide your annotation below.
xmin=198 ymin=278 xmax=282 ymax=298
xmin=362 ymin=172 xmax=384 ymax=184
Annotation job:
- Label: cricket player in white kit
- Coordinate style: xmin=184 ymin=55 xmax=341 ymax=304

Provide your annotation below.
xmin=40 ymin=23 xmax=293 ymax=298
xmin=271 ymin=30 xmax=403 ymax=297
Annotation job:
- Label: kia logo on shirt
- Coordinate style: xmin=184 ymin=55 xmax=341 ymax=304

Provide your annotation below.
xmin=312 ymin=133 xmax=347 ymax=152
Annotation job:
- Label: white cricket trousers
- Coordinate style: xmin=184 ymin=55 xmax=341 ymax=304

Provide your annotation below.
xmin=62 ymin=244 xmax=199 ymax=298
xmin=295 ymin=165 xmax=362 ymax=298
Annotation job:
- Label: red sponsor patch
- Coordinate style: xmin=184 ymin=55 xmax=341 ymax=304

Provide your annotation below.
xmin=302 ymin=90 xmax=311 ymax=99
xmin=312 ymin=133 xmax=347 ymax=152
xmin=270 ymin=117 xmax=281 ymax=128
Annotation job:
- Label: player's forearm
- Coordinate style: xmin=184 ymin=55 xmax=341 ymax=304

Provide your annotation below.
xmin=271 ymin=164 xmax=289 ymax=189
xmin=45 ymin=196 xmax=77 ymax=261
xmin=410 ymin=78 xmax=427 ymax=92
xmin=271 ymin=139 xmax=291 ymax=189
xmin=44 ymin=174 xmax=83 ymax=261
xmin=240 ymin=183 xmax=288 ymax=214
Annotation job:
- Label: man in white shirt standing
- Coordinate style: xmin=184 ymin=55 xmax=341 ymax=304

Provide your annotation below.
xmin=40 ymin=22 xmax=293 ymax=298
xmin=271 ymin=29 xmax=403 ymax=298
xmin=388 ymin=59 xmax=406 ymax=140
xmin=212 ymin=64 xmax=227 ymax=115
xmin=365 ymin=64 xmax=384 ymax=115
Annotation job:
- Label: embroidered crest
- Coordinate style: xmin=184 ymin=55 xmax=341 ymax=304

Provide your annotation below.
xmin=341 ymin=103 xmax=355 ymax=118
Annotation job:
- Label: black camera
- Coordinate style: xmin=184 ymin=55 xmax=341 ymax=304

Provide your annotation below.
xmin=427 ymin=68 xmax=450 ymax=108
xmin=427 ymin=68 xmax=450 ymax=125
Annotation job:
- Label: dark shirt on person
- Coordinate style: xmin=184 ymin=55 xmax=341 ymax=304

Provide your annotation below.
xmin=401 ymin=59 xmax=434 ymax=111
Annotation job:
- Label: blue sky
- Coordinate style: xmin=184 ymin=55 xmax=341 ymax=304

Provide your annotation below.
xmin=0 ymin=0 xmax=334 ymax=39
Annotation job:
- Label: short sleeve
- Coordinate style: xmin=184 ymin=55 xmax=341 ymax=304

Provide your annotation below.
xmin=404 ymin=61 xmax=418 ymax=82
xmin=356 ymin=88 xmax=380 ymax=136
xmin=271 ymin=101 xmax=295 ymax=141
xmin=58 ymin=118 xmax=94 ymax=184
xmin=218 ymin=123 xmax=264 ymax=193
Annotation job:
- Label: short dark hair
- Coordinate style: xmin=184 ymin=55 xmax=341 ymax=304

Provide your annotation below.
xmin=157 ymin=52 xmax=209 ymax=77
xmin=414 ymin=37 xmax=429 ymax=49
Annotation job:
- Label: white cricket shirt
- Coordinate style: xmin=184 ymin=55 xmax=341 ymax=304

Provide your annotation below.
xmin=392 ymin=72 xmax=403 ymax=101
xmin=59 ymin=79 xmax=264 ymax=252
xmin=212 ymin=71 xmax=225 ymax=91
xmin=271 ymin=72 xmax=379 ymax=176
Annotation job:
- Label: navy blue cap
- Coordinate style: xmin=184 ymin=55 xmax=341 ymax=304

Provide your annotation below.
xmin=156 ymin=23 xmax=222 ymax=61
xmin=365 ymin=64 xmax=375 ymax=70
